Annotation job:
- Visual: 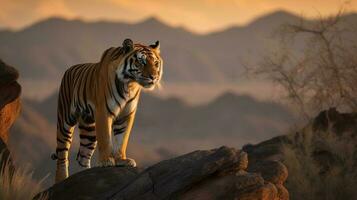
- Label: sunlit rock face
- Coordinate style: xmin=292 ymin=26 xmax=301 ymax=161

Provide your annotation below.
xmin=0 ymin=59 xmax=21 ymax=173
xmin=0 ymin=59 xmax=21 ymax=143
xmin=36 ymin=146 xmax=289 ymax=200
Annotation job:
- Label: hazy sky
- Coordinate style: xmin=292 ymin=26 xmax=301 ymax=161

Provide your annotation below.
xmin=1 ymin=0 xmax=356 ymax=33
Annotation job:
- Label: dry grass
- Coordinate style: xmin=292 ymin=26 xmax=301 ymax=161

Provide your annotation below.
xmin=0 ymin=154 xmax=48 ymax=200
xmin=282 ymin=125 xmax=357 ymax=200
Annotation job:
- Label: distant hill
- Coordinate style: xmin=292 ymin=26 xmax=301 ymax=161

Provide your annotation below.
xmin=10 ymin=92 xmax=294 ymax=186
xmin=3 ymin=10 xmax=356 ymax=101
xmin=0 ymin=11 xmax=306 ymax=84
xmin=0 ymin=16 xmax=202 ymax=82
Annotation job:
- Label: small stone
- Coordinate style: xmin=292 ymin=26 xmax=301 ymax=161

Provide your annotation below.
xmin=275 ymin=184 xmax=289 ymax=200
xmin=248 ymin=160 xmax=288 ymax=185
xmin=235 ymin=172 xmax=264 ymax=190
xmin=237 ymin=151 xmax=248 ymax=170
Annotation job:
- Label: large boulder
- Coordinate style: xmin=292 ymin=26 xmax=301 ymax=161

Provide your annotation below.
xmin=36 ymin=146 xmax=289 ymax=200
xmin=0 ymin=59 xmax=21 ymax=175
xmin=0 ymin=59 xmax=21 ymax=143
xmin=248 ymin=160 xmax=289 ymax=200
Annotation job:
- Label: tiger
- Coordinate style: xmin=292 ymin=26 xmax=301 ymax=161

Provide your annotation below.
xmin=51 ymin=39 xmax=163 ymax=183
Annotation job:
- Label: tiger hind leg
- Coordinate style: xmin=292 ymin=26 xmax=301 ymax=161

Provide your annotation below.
xmin=77 ymin=122 xmax=97 ymax=168
xmin=54 ymin=122 xmax=75 ymax=183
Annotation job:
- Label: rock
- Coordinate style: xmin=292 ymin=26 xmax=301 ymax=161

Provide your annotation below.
xmin=36 ymin=146 xmax=287 ymax=200
xmin=312 ymin=107 xmax=357 ymax=137
xmin=180 ymin=174 xmax=240 ymax=200
xmin=243 ymin=135 xmax=290 ymax=164
xmin=41 ymin=167 xmax=140 ymax=200
xmin=235 ymin=170 xmax=264 ymax=190
xmin=0 ymin=59 xmax=21 ymax=143
xmin=0 ymin=59 xmax=20 ymax=109
xmin=236 ymin=182 xmax=277 ymax=200
xmin=0 ymin=59 xmax=21 ymax=174
xmin=248 ymin=160 xmax=288 ymax=185
xmin=0 ymin=98 xmax=21 ymax=142
xmin=236 ymin=150 xmax=249 ymax=170
xmin=0 ymin=59 xmax=19 ymax=87
xmin=275 ymin=184 xmax=289 ymax=200
xmin=181 ymin=172 xmax=276 ymax=200
xmin=245 ymin=160 xmax=288 ymax=200
xmin=109 ymin=146 xmax=243 ymax=199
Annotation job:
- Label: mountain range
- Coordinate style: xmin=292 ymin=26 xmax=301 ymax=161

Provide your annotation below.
xmin=2 ymin=11 xmax=357 ymax=101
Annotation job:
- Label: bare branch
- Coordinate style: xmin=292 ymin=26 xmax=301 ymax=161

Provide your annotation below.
xmin=245 ymin=8 xmax=357 ymax=118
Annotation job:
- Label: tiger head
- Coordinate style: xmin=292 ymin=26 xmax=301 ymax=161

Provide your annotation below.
xmin=120 ymin=39 xmax=163 ymax=90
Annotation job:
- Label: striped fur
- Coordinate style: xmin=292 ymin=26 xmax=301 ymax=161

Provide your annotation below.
xmin=53 ymin=39 xmax=162 ymax=183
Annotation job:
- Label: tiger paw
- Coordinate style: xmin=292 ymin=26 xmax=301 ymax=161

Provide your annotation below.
xmin=115 ymin=158 xmax=137 ymax=167
xmin=99 ymin=157 xmax=115 ymax=167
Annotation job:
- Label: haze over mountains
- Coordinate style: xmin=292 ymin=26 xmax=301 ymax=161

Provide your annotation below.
xmin=2 ymin=10 xmax=356 ymax=102
xmin=1 ymin=11 xmax=294 ymax=82
xmin=0 ymin=11 xmax=336 ymax=101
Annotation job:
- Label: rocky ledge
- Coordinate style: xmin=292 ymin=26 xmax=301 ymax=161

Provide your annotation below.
xmin=0 ymin=59 xmax=20 ymax=171
xmin=36 ymin=146 xmax=288 ymax=200
xmin=0 ymin=59 xmax=21 ymax=143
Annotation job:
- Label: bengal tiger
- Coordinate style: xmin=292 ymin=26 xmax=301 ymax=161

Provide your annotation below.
xmin=51 ymin=39 xmax=162 ymax=183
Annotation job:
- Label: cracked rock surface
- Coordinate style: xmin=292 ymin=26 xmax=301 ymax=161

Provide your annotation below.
xmin=36 ymin=146 xmax=288 ymax=200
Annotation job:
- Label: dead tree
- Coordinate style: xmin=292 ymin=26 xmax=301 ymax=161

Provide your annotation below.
xmin=248 ymin=10 xmax=357 ymax=119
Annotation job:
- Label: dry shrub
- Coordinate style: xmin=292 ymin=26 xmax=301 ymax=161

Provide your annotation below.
xmin=282 ymin=125 xmax=357 ymax=200
xmin=246 ymin=7 xmax=357 ymax=120
xmin=0 ymin=153 xmax=48 ymax=200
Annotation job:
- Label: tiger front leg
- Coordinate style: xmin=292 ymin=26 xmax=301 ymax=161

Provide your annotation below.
xmin=95 ymin=110 xmax=115 ymax=167
xmin=112 ymin=110 xmax=137 ymax=167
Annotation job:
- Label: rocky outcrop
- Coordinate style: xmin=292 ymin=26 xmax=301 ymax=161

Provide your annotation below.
xmin=36 ymin=146 xmax=289 ymax=200
xmin=0 ymin=59 xmax=21 ymax=174
xmin=243 ymin=108 xmax=357 ymax=199
xmin=248 ymin=160 xmax=288 ymax=200
xmin=244 ymin=108 xmax=357 ymax=166
xmin=0 ymin=59 xmax=21 ymax=143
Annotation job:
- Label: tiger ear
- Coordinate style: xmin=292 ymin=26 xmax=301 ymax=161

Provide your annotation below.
xmin=122 ymin=38 xmax=134 ymax=53
xmin=150 ymin=41 xmax=160 ymax=53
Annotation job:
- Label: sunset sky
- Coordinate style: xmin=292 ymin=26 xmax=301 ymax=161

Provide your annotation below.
xmin=1 ymin=0 xmax=357 ymax=33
